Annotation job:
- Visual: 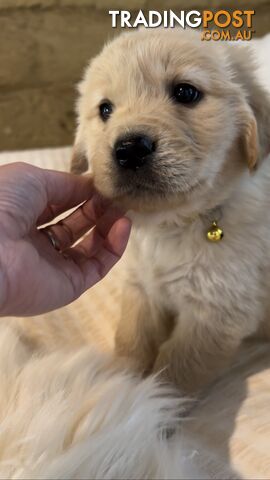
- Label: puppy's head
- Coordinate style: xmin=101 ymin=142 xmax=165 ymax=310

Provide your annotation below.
xmin=72 ymin=29 xmax=270 ymax=214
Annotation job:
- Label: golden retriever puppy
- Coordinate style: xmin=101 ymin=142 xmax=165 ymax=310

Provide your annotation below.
xmin=71 ymin=28 xmax=270 ymax=394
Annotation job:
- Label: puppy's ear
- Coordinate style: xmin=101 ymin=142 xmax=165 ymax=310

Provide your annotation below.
xmin=229 ymin=44 xmax=270 ymax=171
xmin=70 ymin=142 xmax=89 ymax=174
xmin=249 ymin=91 xmax=270 ymax=168
xmin=241 ymin=112 xmax=259 ymax=172
xmin=70 ymin=127 xmax=89 ymax=175
xmin=238 ymin=84 xmax=270 ymax=172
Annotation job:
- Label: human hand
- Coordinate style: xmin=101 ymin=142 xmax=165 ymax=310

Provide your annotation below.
xmin=0 ymin=162 xmax=131 ymax=316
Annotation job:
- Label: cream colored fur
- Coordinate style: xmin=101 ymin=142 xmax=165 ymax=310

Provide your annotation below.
xmin=0 ymin=323 xmax=197 ymax=479
xmin=72 ymin=28 xmax=270 ymax=394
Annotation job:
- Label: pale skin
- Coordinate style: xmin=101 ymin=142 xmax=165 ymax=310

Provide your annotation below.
xmin=0 ymin=162 xmax=131 ymax=317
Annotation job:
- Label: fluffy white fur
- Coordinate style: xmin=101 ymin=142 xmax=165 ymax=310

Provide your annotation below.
xmin=0 ymin=324 xmax=198 ymax=480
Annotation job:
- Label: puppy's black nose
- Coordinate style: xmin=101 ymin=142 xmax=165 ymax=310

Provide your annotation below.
xmin=114 ymin=135 xmax=155 ymax=170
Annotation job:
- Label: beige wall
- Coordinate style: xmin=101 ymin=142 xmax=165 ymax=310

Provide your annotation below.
xmin=0 ymin=0 xmax=269 ymax=151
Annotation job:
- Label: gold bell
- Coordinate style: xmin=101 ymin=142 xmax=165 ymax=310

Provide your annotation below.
xmin=207 ymin=221 xmax=224 ymax=242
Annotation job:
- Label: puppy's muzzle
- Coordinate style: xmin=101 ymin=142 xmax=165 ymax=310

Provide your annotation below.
xmin=114 ymin=134 xmax=156 ymax=171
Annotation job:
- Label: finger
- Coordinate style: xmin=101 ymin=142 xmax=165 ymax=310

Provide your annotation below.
xmin=66 ymin=214 xmax=131 ymax=260
xmin=37 ymin=170 xmax=94 ymax=225
xmin=40 ymin=197 xmax=124 ymax=251
xmin=38 ymin=202 xmax=81 ymax=227
xmin=68 ymin=217 xmax=131 ymax=288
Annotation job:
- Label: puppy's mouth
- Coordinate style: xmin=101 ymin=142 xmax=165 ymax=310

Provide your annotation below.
xmin=113 ymin=166 xmax=170 ymax=198
xmin=111 ymin=165 xmax=200 ymax=206
xmin=112 ymin=133 xmax=169 ymax=194
xmin=111 ymin=135 xmax=199 ymax=200
xmin=116 ymin=172 xmax=165 ymax=195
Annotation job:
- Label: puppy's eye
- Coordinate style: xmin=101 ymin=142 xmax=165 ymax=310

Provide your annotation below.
xmin=172 ymin=83 xmax=201 ymax=105
xmin=99 ymin=101 xmax=113 ymax=121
